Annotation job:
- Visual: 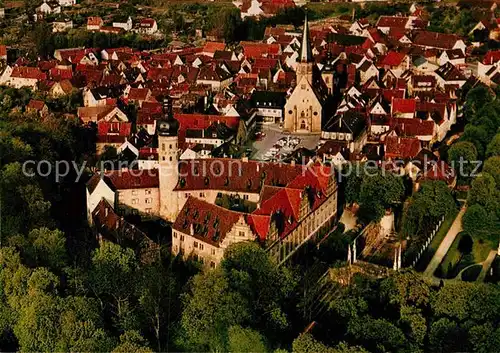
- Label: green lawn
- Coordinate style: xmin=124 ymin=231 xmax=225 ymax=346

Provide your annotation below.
xmin=436 ymin=233 xmax=496 ymax=279
xmin=414 ymin=209 xmax=459 ymax=272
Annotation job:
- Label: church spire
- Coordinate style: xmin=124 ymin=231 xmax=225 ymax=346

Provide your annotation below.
xmin=299 ymin=13 xmax=313 ymax=63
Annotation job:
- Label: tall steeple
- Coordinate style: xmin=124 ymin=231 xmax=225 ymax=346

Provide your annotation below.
xmin=299 ymin=13 xmax=313 ymax=63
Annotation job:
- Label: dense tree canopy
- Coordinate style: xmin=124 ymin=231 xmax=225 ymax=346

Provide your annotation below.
xmin=345 ymin=165 xmax=405 ymax=223
xmin=402 ymin=181 xmax=456 ymax=239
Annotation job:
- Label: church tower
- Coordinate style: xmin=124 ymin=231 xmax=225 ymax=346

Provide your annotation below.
xmin=296 ymin=14 xmax=314 ymax=85
xmin=283 ymin=14 xmax=323 ymax=134
xmin=157 ymin=97 xmax=180 ymax=221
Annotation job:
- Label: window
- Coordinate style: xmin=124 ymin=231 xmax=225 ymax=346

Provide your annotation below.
xmin=173 ymin=232 xmax=177 ymax=238
xmin=169 ymin=156 xmax=172 ymax=162
xmin=174 ymin=245 xmax=178 ymax=252
xmin=180 ymin=235 xmax=185 ymax=241
xmin=145 ymin=189 xmax=151 ymax=195
xmin=145 ymin=198 xmax=152 ymax=204
xmin=238 ymin=231 xmax=245 ymax=237
xmin=194 ymin=241 xmax=198 ymax=248
xmin=200 ymin=244 xmax=204 ymax=250
xmin=169 ymin=144 xmax=172 ymax=149
xmin=162 ymin=143 xmax=165 ymax=151
xmin=210 ymin=261 xmax=216 ymax=268
xmin=199 ymin=256 xmax=204 ymax=264
xmin=132 ymin=198 xmax=138 ymax=205
xmin=199 ymin=192 xmax=205 ymax=198
xmin=243 ymin=195 xmax=249 ymax=200
xmin=146 ymin=208 xmax=152 ymax=214
xmin=211 ymin=249 xmax=216 ymax=256
xmin=132 ymin=190 xmax=138 ymax=195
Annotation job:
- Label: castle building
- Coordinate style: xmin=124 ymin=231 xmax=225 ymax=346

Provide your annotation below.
xmin=87 ymin=98 xmax=339 ymax=267
xmin=283 ymin=15 xmax=324 ymax=134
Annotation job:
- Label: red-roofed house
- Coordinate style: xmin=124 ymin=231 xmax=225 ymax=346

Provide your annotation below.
xmin=385 ymin=136 xmax=422 ymax=160
xmin=27 ymin=99 xmax=49 ymax=117
xmin=201 ymin=42 xmax=226 ymax=57
xmin=136 ymin=18 xmax=158 ymax=35
xmin=6 ymin=67 xmax=47 ymax=90
xmin=86 ymin=169 xmax=160 ymax=220
xmin=378 ymin=51 xmax=410 ymax=72
xmin=391 ymin=98 xmax=416 ymax=118
xmin=376 ymin=16 xmax=411 ymax=34
xmin=87 ymin=17 xmax=103 ymax=31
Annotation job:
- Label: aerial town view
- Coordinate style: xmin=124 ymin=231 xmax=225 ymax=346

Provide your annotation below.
xmin=1 ymin=0 xmax=500 ymax=351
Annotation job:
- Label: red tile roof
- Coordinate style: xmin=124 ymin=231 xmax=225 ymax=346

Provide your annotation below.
xmin=483 ymin=50 xmax=500 ymax=65
xmin=392 ymin=98 xmax=416 ymax=115
xmin=379 ymin=51 xmax=406 ymax=67
xmin=394 ymin=118 xmax=435 ymax=137
xmin=376 ymin=16 xmax=409 ymax=28
xmin=202 ymin=42 xmax=226 ymax=54
xmin=27 ymin=99 xmax=46 ymax=111
xmin=420 ymin=161 xmax=456 ymax=184
xmin=100 ymin=168 xmax=159 ymax=190
xmin=11 ymin=67 xmax=46 ymax=80
xmin=385 ymin=136 xmax=421 ymax=159
xmin=87 ymin=17 xmax=103 ymax=26
xmin=139 ymin=18 xmax=156 ymax=28
xmin=173 ymin=196 xmax=243 ymax=246
xmin=412 ymin=31 xmax=461 ymax=50
xmin=174 ymin=159 xmax=305 ymax=192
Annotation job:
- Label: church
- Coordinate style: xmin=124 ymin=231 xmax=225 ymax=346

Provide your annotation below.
xmin=283 ymin=15 xmax=327 ymax=134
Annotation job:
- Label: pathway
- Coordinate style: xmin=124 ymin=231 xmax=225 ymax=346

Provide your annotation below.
xmin=477 ymin=250 xmax=497 ymax=282
xmin=424 ymin=207 xmax=466 ymax=278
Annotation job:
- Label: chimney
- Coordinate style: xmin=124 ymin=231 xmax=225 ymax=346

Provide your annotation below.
xmin=256 ymin=202 xmax=260 ymax=210
xmin=291 ymin=160 xmax=296 ymax=166
xmin=242 ymin=156 xmax=249 ymax=162
xmin=256 ymin=164 xmax=260 ymax=172
xmin=190 ymin=223 xmax=194 ymax=236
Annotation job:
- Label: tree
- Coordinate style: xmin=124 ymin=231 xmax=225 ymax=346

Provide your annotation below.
xmin=26 ymin=227 xmax=67 ymax=270
xmin=463 ymin=86 xmax=493 ymax=122
xmin=346 ymin=166 xmax=405 ymax=223
xmin=463 ymin=204 xmax=494 ymax=238
xmin=469 ymin=323 xmax=500 ymax=353
xmin=221 ymin=242 xmax=296 ymax=333
xmin=347 ymin=316 xmax=407 ymax=352
xmin=88 ymin=243 xmax=138 ymax=332
xmin=112 ymin=331 xmax=153 ymax=353
xmin=447 ymin=141 xmax=478 ymax=181
xmin=137 ymin=260 xmax=177 ymax=352
xmin=486 ymin=133 xmax=500 ymax=157
xmin=292 ymin=333 xmax=369 ymax=353
xmin=429 ymin=318 xmax=465 ymax=353
xmin=33 ymin=22 xmax=54 ymax=58
xmin=179 ymin=269 xmax=249 ymax=351
xmin=483 ymin=157 xmax=500 ymax=187
xmin=467 ymin=173 xmax=497 ymax=207
xmin=401 ymin=181 xmax=456 ymax=238
xmin=461 ymin=124 xmax=489 ymax=157
xmin=228 ymin=326 xmax=268 ymax=353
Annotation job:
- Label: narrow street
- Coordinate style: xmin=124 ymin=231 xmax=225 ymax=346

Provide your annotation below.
xmin=424 ymin=206 xmax=466 ymax=278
